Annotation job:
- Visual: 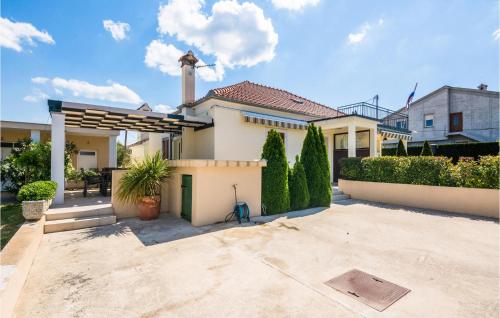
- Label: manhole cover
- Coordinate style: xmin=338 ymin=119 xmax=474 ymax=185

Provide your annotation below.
xmin=325 ymin=269 xmax=410 ymax=311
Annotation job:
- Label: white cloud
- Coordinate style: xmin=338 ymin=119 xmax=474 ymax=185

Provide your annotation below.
xmin=0 ymin=17 xmax=54 ymax=52
xmin=145 ymin=40 xmax=182 ymax=76
xmin=347 ymin=18 xmax=384 ymax=45
xmin=270 ymin=0 xmax=319 ymax=11
xmin=152 ymin=0 xmax=277 ymax=81
xmin=103 ymin=19 xmax=130 ymax=41
xmin=144 ymin=40 xmax=224 ymax=81
xmin=31 ymin=76 xmax=49 ymax=84
xmin=153 ymin=104 xmax=176 ymax=113
xmin=51 ymin=77 xmax=142 ymax=104
xmin=23 ymin=88 xmax=49 ymax=103
xmin=493 ymin=28 xmax=500 ymax=40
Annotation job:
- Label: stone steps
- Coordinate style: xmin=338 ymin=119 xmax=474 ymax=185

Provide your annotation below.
xmin=332 ymin=187 xmax=351 ymax=202
xmin=45 ymin=203 xmax=114 ymax=221
xmin=44 ymin=215 xmax=116 ymax=233
xmin=44 ymin=202 xmax=116 ymax=233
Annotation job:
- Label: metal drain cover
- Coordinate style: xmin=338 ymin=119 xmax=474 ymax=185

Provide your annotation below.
xmin=325 ymin=269 xmax=410 ymax=311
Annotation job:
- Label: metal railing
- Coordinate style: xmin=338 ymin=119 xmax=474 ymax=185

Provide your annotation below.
xmin=337 ymin=102 xmax=408 ymax=130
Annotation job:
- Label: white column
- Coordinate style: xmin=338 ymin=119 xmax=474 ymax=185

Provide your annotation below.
xmin=30 ymin=130 xmax=41 ymax=143
xmin=327 ymin=132 xmax=334 ymax=183
xmin=108 ymin=136 xmax=117 ymax=168
xmin=347 ymin=124 xmax=356 ymax=157
xmin=50 ymin=112 xmax=65 ymax=204
xmin=370 ymin=128 xmax=377 ymax=157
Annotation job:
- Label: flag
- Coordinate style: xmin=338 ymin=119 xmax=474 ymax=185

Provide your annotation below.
xmin=406 ymin=83 xmax=418 ymax=109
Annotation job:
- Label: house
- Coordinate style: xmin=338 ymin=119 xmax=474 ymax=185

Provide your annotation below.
xmin=129 ymin=51 xmax=410 ymax=182
xmin=0 ymin=120 xmax=119 ymax=170
xmin=384 ymin=84 xmax=499 ymax=147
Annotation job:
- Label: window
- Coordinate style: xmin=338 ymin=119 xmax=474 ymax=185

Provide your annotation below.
xmin=334 ymin=134 xmax=348 ymax=150
xmin=396 ymin=120 xmax=407 ymax=129
xmin=356 ymin=131 xmax=369 ymax=148
xmin=424 ymin=114 xmax=434 ymax=128
xmin=334 ymin=131 xmax=369 ymax=149
xmin=449 ymin=112 xmax=463 ymax=132
xmin=162 ymin=137 xmax=172 ymax=160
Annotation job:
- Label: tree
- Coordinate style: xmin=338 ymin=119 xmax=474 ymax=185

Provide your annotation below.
xmin=301 ymin=124 xmax=330 ymax=207
xmin=289 ymin=155 xmax=310 ymax=210
xmin=0 ymin=139 xmax=76 ymax=193
xmin=117 ymin=142 xmax=131 ymax=167
xmin=396 ymin=139 xmax=408 ymax=156
xmin=421 ymin=140 xmax=433 ymax=156
xmin=315 ymin=127 xmax=332 ymax=206
xmin=261 ymin=130 xmax=290 ymax=214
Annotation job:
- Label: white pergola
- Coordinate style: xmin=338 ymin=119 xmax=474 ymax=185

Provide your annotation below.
xmin=48 ymin=100 xmax=209 ymax=204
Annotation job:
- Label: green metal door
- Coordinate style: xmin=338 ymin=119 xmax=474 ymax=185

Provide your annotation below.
xmin=181 ymin=175 xmax=192 ymax=222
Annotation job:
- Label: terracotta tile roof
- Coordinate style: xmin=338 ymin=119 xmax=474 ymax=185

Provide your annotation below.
xmin=201 ymin=81 xmax=343 ymax=118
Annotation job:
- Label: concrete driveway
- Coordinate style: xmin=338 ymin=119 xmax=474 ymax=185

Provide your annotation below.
xmin=14 ymin=200 xmax=499 ymax=318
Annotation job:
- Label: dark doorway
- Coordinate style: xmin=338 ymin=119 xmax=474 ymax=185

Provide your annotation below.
xmin=181 ymin=175 xmax=192 ymax=222
xmin=333 ymin=131 xmax=371 ymax=182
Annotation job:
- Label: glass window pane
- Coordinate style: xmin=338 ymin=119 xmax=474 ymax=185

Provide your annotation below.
xmin=335 ymin=134 xmax=348 ymax=149
xmin=356 ymin=131 xmax=369 ymax=148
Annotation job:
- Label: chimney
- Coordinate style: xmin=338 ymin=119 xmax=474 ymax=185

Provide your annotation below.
xmin=179 ymin=50 xmax=198 ymax=104
xmin=477 ymin=83 xmax=488 ymax=91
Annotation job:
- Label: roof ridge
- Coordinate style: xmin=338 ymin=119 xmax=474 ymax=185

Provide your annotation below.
xmin=232 ymin=80 xmax=338 ymax=112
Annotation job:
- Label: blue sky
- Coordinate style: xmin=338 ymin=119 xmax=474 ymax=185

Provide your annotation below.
xmin=2 ymin=0 xmax=499 ymax=143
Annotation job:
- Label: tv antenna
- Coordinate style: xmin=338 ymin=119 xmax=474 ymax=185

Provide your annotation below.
xmin=195 ymin=63 xmax=215 ymax=69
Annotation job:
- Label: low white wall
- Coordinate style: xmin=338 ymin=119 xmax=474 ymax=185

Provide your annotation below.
xmin=0 ymin=218 xmax=45 ymax=318
xmin=339 ymin=179 xmax=499 ymax=219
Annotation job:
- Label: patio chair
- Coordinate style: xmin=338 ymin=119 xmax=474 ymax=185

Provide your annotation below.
xmin=83 ymin=173 xmax=103 ymax=197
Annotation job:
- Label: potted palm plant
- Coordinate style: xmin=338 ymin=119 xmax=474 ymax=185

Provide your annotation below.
xmin=116 ymin=152 xmax=173 ymax=220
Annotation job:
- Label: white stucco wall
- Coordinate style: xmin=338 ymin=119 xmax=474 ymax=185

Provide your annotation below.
xmin=212 ymin=106 xmax=307 ymax=163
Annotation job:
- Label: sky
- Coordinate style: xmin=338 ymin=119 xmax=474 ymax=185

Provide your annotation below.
xmin=2 ymin=0 xmax=499 ymax=143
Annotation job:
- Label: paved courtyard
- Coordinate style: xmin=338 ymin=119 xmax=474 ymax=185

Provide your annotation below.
xmin=14 ymin=200 xmax=499 ymax=318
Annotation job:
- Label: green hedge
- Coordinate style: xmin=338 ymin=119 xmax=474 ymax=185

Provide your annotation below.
xmin=17 ymin=181 xmax=57 ymax=202
xmin=382 ymin=142 xmax=499 ymax=162
xmin=340 ymin=155 xmax=499 ymax=189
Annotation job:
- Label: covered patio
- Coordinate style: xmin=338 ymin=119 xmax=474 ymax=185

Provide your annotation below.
xmin=47 ymin=99 xmax=210 ymax=204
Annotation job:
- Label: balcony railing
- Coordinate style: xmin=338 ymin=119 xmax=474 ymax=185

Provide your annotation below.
xmin=337 ymin=102 xmax=408 ymax=131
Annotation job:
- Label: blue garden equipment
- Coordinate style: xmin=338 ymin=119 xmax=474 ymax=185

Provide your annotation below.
xmin=224 ymin=184 xmax=250 ymax=224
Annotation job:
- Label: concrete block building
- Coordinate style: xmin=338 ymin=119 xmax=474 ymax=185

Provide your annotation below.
xmin=391 ymin=84 xmax=499 ymax=146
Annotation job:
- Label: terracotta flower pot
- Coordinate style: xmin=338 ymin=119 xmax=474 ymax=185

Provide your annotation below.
xmin=138 ymin=196 xmax=160 ymax=220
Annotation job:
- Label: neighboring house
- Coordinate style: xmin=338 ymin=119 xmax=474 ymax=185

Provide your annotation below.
xmin=129 ymin=51 xmax=410 ymax=182
xmin=384 ymin=84 xmax=499 ymax=147
xmin=0 ymin=120 xmax=119 ymax=172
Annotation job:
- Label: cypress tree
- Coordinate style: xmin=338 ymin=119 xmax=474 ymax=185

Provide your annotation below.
xmin=396 ymin=139 xmax=408 ymax=156
xmin=261 ymin=130 xmax=290 ymax=214
xmin=289 ymin=155 xmax=310 ymax=210
xmin=421 ymin=140 xmax=433 ymax=156
xmin=301 ymin=124 xmax=322 ymax=207
xmin=316 ymin=127 xmax=332 ymax=206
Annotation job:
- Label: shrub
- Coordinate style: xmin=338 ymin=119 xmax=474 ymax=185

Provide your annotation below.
xmin=396 ymin=139 xmax=407 ymax=156
xmin=403 ymin=156 xmax=456 ymax=186
xmin=301 ymin=124 xmax=330 ymax=207
xmin=261 ymin=130 xmax=290 ymax=214
xmin=383 ymin=141 xmax=499 ymax=163
xmin=289 ymin=155 xmax=310 ymax=210
xmin=0 ymin=139 xmax=76 ymax=193
xmin=315 ymin=127 xmax=332 ymax=206
xmin=362 ymin=156 xmax=407 ymax=183
xmin=421 ymin=141 xmax=433 ymax=156
xmin=339 ymin=157 xmax=363 ymax=180
xmin=455 ymin=156 xmax=500 ymax=189
xmin=17 ymin=181 xmax=57 ymax=202
xmin=339 ymin=155 xmax=499 ymax=189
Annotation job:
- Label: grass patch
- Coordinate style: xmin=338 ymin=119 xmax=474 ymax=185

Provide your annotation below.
xmin=1 ymin=203 xmax=24 ymax=250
